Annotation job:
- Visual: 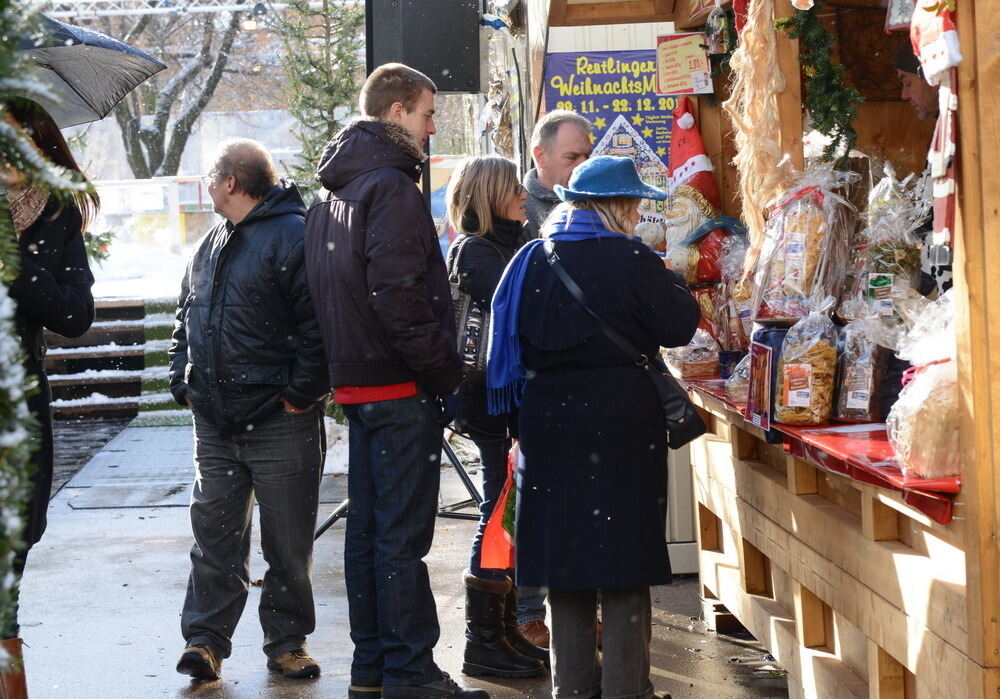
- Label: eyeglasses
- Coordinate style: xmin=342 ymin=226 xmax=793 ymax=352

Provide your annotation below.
xmin=514 ymin=184 xmax=526 ymax=196
xmin=201 ymin=172 xmax=229 ymax=187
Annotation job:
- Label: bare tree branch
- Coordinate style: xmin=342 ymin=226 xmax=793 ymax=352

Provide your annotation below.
xmin=158 ymin=6 xmax=245 ymax=175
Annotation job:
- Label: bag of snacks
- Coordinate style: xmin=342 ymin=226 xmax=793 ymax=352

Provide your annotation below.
xmin=666 ymin=328 xmax=720 ymax=379
xmin=720 ymin=235 xmax=753 ymax=351
xmin=725 ymin=353 xmax=751 ymax=404
xmin=773 ymin=299 xmax=839 ymax=426
xmin=834 ymin=319 xmax=890 ymax=423
xmin=752 ymin=166 xmax=857 ymax=325
xmin=886 ymin=291 xmax=959 ymax=479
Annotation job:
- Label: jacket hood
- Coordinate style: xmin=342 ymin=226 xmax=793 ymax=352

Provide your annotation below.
xmin=240 ymin=180 xmax=306 ymax=226
xmin=524 ymin=168 xmax=560 ymax=204
xmin=316 ymin=119 xmax=425 ymax=191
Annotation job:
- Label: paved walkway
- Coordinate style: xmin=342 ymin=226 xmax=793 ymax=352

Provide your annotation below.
xmin=20 ymin=423 xmax=788 ymax=698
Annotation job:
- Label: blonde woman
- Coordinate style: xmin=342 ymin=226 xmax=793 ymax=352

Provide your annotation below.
xmin=487 ymin=156 xmax=699 ymax=698
xmin=444 ymin=156 xmax=546 ymax=679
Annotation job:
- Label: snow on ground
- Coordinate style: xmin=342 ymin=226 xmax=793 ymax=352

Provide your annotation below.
xmin=92 ymin=241 xmax=194 ymax=300
xmin=324 ymin=417 xmax=349 ymax=475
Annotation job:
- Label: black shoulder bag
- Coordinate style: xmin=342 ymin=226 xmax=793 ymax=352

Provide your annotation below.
xmin=543 ymin=240 xmax=707 ymax=449
xmin=448 ymin=235 xmax=505 ymax=381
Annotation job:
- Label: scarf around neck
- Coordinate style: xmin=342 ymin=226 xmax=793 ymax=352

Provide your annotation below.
xmin=486 ymin=208 xmax=624 ymax=415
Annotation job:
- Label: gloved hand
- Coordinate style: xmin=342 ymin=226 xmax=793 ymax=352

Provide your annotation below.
xmin=437 ymin=388 xmax=462 ymax=427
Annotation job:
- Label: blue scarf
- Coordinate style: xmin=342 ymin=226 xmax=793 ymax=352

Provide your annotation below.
xmin=486 ymin=208 xmax=624 ymax=414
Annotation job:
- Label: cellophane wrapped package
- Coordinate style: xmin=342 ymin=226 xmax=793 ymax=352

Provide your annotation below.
xmin=774 ymin=299 xmax=839 ymax=426
xmin=834 ymin=319 xmax=890 ymax=423
xmin=725 ymin=353 xmax=751 ymax=404
xmin=838 ymin=167 xmax=928 ymax=326
xmin=886 ymin=291 xmax=959 ymax=479
xmin=666 ymin=328 xmax=720 ymax=379
xmin=752 ymin=166 xmax=857 ymax=325
xmin=719 ymin=236 xmax=753 ymax=351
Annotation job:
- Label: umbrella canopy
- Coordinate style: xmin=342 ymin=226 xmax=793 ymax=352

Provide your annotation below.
xmin=18 ymin=16 xmax=166 ymax=128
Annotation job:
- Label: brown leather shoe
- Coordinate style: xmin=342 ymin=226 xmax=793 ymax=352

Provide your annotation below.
xmin=267 ymin=648 xmax=321 ymax=678
xmin=176 ymin=645 xmax=221 ymax=681
xmin=517 ymin=620 xmax=550 ymax=649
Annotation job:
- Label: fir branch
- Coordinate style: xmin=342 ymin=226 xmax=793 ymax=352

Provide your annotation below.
xmin=776 ymin=0 xmax=863 ymax=164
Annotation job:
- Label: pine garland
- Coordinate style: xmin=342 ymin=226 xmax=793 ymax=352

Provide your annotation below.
xmin=776 ymin=0 xmax=863 ymax=163
xmin=0 ymin=0 xmax=70 ymax=649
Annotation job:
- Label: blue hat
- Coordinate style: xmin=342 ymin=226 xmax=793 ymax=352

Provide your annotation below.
xmin=554 ymin=155 xmax=668 ymax=202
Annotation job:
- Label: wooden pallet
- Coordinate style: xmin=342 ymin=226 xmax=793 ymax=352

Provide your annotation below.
xmin=689 ymin=389 xmax=999 ymax=699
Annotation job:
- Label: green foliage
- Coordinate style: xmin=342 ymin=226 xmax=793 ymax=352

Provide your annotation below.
xmin=84 ymin=229 xmax=115 ymax=267
xmin=776 ymin=0 xmax=864 ymax=165
xmin=0 ymin=0 xmax=54 ymax=642
xmin=270 ymin=0 xmax=364 ymax=184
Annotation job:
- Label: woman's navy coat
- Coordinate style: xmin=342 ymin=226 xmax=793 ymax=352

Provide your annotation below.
xmin=514 ymin=232 xmax=700 ymax=590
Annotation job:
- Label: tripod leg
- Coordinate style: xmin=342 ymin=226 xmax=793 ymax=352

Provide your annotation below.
xmin=314 ymin=498 xmax=350 ymax=541
xmin=442 ymin=437 xmax=483 ymax=505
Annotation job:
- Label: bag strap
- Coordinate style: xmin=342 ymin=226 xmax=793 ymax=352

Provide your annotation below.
xmin=449 ymin=234 xmax=509 ymax=286
xmin=542 ymin=239 xmax=650 ymax=368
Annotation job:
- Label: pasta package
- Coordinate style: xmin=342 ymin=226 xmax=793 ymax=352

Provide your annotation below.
xmin=752 ymin=167 xmax=856 ymax=325
xmin=834 ymin=320 xmax=889 ymax=423
xmin=725 ymin=353 xmax=751 ymax=404
xmin=886 ymin=291 xmax=959 ymax=479
xmin=720 ymin=236 xmax=753 ymax=351
xmin=774 ymin=302 xmax=839 ymax=426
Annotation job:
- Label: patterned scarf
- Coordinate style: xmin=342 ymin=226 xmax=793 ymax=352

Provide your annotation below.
xmin=9 ymin=185 xmax=49 ymax=237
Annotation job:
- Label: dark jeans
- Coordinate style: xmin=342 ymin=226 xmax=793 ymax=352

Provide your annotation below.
xmin=181 ymin=407 xmax=324 ymax=660
xmin=6 ymin=366 xmax=53 ymax=639
xmin=468 ymin=437 xmax=512 ymax=580
xmin=342 ymin=393 xmax=444 ymax=687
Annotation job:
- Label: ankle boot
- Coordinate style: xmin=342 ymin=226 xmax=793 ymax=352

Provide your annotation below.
xmin=0 ymin=638 xmax=27 ymax=699
xmin=462 ymin=573 xmax=544 ymax=678
xmin=503 ymin=586 xmax=550 ymax=667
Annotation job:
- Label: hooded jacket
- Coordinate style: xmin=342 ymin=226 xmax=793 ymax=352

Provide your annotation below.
xmin=522 ymin=168 xmax=561 ymax=240
xmin=303 ymin=119 xmax=462 ymax=396
xmin=168 ymin=181 xmax=329 ymax=432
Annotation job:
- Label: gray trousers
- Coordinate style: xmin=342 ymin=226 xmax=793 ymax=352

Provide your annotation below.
xmin=549 ymin=587 xmax=654 ymax=699
xmin=181 ymin=408 xmax=325 ymax=660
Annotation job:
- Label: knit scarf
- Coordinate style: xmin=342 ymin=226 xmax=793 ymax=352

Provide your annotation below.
xmin=486 ymin=208 xmax=623 ymax=415
xmin=9 ymin=185 xmax=49 ymax=237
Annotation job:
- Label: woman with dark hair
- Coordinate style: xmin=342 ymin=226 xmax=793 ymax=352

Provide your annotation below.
xmin=2 ymin=99 xmax=98 ymax=640
xmin=488 ymin=156 xmax=699 ymax=698
xmin=444 ymin=155 xmax=545 ymax=680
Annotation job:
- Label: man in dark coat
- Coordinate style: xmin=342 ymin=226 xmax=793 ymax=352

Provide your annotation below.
xmin=522 ymin=110 xmax=592 ymax=240
xmin=303 ymin=64 xmax=482 ymax=699
xmin=169 ymin=139 xmax=329 ymax=682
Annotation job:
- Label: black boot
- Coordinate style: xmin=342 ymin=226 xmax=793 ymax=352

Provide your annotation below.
xmin=463 ymin=573 xmax=545 ymax=678
xmin=503 ymin=586 xmax=550 ymax=667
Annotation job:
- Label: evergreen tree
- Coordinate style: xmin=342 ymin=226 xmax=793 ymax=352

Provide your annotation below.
xmin=0 ymin=0 xmax=89 ymax=639
xmin=271 ymin=0 xmax=365 ymax=185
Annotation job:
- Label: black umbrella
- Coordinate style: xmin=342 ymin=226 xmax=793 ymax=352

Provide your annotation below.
xmin=18 ymin=16 xmax=166 ymax=128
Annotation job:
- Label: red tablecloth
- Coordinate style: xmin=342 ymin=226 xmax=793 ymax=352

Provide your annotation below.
xmin=687 ymin=379 xmax=960 ymax=525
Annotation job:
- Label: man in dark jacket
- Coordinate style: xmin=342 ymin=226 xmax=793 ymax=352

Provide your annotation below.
xmin=169 ymin=139 xmax=329 ymax=683
xmin=522 ymin=110 xmax=592 ymax=239
xmin=304 ymin=64 xmax=482 ymax=699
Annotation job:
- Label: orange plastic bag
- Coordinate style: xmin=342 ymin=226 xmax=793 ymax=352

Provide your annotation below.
xmin=480 ymin=443 xmax=519 ymax=570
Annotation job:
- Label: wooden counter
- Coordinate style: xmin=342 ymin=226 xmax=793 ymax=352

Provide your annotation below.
xmin=688 ymin=386 xmax=997 ymax=698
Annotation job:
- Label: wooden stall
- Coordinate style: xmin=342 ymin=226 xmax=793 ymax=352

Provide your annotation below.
xmin=523 ymin=0 xmax=1000 ymax=696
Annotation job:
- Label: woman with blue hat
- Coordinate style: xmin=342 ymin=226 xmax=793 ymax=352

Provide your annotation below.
xmin=487 ymin=155 xmax=700 ymax=697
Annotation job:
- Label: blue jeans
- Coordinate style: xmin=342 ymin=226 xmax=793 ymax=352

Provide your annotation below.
xmin=342 ymin=393 xmax=444 ymax=687
xmin=182 ymin=407 xmax=324 ymax=659
xmin=518 ymin=586 xmax=548 ymax=625
xmin=468 ymin=437 xmax=512 ymax=580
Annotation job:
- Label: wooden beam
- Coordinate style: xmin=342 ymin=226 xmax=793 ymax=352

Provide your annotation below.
xmin=861 ymin=494 xmax=899 ymax=542
xmin=561 ymin=0 xmax=673 ymax=26
xmin=787 ymin=455 xmax=819 ymax=496
xmin=698 ymin=502 xmax=722 ymax=552
xmin=548 ymin=0 xmax=569 ymax=25
xmin=794 ymin=582 xmax=831 ymax=650
xmin=740 ymin=538 xmax=772 ymax=597
xmin=773 ymin=0 xmax=804 ymax=170
xmin=868 ymin=641 xmax=906 ymax=699
xmin=954 ymin=0 xmax=1000 ymax=670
